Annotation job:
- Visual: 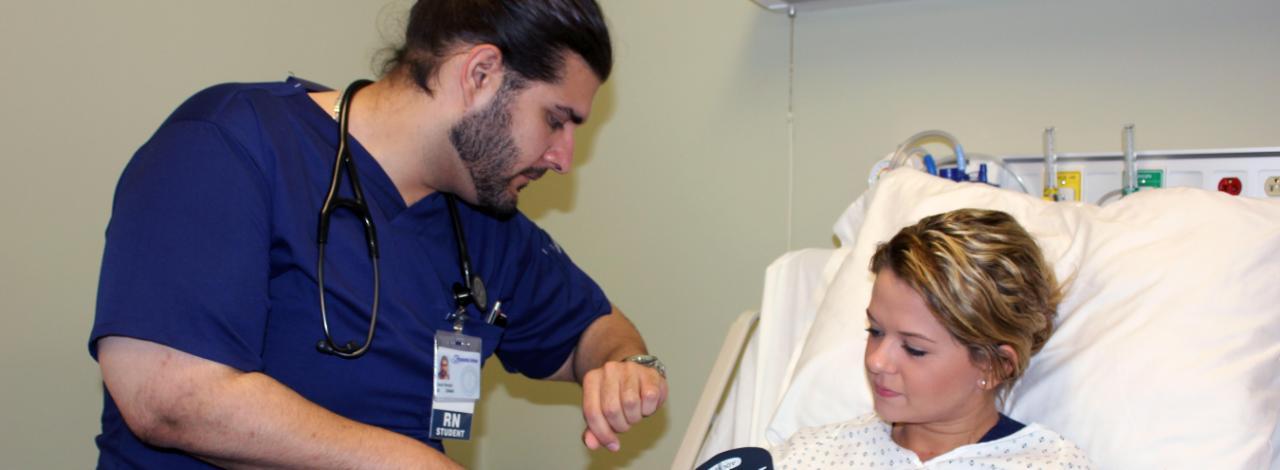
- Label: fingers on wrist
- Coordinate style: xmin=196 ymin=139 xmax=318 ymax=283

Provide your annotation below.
xmin=582 ymin=360 xmax=671 ymax=452
xmin=581 ymin=375 xmax=617 ymax=448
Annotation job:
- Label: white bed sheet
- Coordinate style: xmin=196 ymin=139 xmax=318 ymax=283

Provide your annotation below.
xmin=695 ymin=247 xmax=847 ymax=462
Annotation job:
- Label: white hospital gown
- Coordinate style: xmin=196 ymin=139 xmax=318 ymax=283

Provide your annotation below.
xmin=771 ymin=413 xmax=1092 ymax=469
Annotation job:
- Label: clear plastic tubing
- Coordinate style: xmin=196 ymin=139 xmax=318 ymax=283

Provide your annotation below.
xmin=1043 ymin=127 xmax=1058 ymax=201
xmin=1123 ymin=124 xmax=1138 ymax=195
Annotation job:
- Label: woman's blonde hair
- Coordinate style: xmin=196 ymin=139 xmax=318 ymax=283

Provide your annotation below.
xmin=870 ymin=208 xmax=1062 ymax=399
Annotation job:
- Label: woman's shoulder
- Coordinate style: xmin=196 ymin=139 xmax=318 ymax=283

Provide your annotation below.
xmin=966 ymin=422 xmax=1093 ymax=468
xmin=1018 ymin=423 xmax=1091 ymax=453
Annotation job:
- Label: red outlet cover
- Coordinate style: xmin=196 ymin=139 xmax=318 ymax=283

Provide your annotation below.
xmin=1218 ymin=177 xmax=1243 ymax=196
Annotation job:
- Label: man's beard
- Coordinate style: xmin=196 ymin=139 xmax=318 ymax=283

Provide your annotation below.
xmin=448 ymin=79 xmax=524 ymax=217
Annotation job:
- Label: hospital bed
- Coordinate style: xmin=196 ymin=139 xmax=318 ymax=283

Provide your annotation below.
xmin=674 ymin=130 xmax=1280 ymax=469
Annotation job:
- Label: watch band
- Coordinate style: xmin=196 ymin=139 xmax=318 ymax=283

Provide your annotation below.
xmin=621 ymin=354 xmax=666 ymax=379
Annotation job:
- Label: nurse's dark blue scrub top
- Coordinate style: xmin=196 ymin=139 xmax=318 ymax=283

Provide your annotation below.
xmin=89 ymin=78 xmax=611 ymax=468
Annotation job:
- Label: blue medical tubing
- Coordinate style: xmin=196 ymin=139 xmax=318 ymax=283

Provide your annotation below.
xmin=923 ymin=154 xmax=938 ymax=175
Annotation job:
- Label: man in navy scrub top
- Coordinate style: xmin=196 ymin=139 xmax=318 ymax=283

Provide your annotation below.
xmin=88 ymin=1 xmax=667 ymax=468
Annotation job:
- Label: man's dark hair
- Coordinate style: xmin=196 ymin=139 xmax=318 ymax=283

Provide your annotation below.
xmin=386 ymin=0 xmax=612 ymax=94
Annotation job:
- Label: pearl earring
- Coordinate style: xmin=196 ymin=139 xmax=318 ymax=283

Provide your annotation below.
xmin=978 ymin=378 xmax=988 ymax=389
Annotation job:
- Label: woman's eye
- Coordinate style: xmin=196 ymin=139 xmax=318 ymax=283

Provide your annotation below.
xmin=864 ymin=327 xmax=883 ymax=338
xmin=903 ymin=345 xmax=927 ymax=357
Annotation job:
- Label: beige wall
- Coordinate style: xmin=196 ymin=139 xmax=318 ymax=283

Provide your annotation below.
xmin=2 ymin=0 xmax=1277 ymax=468
xmin=785 ymin=0 xmax=1280 ymax=249
xmin=0 ymin=1 xmax=406 ymax=467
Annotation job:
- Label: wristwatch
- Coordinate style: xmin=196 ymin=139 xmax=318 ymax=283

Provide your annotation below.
xmin=621 ymin=354 xmax=666 ymax=379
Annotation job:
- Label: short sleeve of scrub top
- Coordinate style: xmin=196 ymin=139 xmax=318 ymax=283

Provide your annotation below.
xmin=473 ymin=210 xmax=613 ymax=378
xmin=92 ymin=116 xmax=273 ymax=372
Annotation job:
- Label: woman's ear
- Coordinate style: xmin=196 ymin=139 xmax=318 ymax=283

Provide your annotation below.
xmin=979 ymin=345 xmax=1019 ymax=390
xmin=990 ymin=344 xmax=1018 ymax=388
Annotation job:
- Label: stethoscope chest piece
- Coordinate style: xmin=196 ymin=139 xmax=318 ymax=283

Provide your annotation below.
xmin=449 ymin=277 xmax=484 ymax=333
xmin=453 ymin=276 xmax=487 ymax=313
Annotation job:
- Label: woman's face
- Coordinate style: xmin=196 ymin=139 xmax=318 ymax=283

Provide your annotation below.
xmin=865 ymin=269 xmax=990 ymax=425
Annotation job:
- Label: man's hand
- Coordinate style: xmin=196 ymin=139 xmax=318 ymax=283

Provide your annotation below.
xmin=580 ymin=360 xmax=668 ymax=452
xmin=547 ymin=306 xmax=667 ymax=452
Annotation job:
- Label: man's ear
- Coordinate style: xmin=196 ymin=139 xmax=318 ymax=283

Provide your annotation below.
xmin=458 ymin=44 xmax=504 ymax=110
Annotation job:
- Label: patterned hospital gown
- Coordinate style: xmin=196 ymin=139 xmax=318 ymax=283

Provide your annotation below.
xmin=771 ymin=413 xmax=1093 ymax=469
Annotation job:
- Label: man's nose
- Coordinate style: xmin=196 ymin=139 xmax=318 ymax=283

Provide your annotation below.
xmin=543 ymin=129 xmax=575 ymax=174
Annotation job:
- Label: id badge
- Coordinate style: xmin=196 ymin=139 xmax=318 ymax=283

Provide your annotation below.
xmin=430 ymin=330 xmax=482 ymax=440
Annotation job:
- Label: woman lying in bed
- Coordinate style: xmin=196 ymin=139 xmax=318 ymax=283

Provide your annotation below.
xmin=772 ymin=209 xmax=1092 ymax=469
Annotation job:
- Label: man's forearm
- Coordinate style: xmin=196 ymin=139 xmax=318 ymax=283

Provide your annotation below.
xmin=547 ymin=305 xmax=648 ymax=383
xmin=98 ymin=336 xmax=460 ymax=470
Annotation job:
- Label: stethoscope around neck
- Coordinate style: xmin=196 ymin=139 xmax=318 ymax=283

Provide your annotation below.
xmin=315 ymin=79 xmax=488 ymax=359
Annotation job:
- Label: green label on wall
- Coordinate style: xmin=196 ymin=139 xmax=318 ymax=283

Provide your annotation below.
xmin=1137 ymin=169 xmax=1164 ymax=190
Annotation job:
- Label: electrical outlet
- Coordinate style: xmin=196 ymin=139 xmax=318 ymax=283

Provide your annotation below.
xmin=1267 ymin=176 xmax=1280 ymax=197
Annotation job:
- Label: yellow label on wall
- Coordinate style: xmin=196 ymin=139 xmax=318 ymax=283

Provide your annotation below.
xmin=1056 ymin=171 xmax=1082 ymax=201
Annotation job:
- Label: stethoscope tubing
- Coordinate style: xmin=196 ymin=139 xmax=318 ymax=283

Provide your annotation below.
xmin=314 ymin=79 xmax=485 ymax=359
xmin=316 ymin=79 xmax=380 ymax=358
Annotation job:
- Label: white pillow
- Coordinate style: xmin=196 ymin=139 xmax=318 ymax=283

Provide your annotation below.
xmin=767 ymin=168 xmax=1280 ymax=469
